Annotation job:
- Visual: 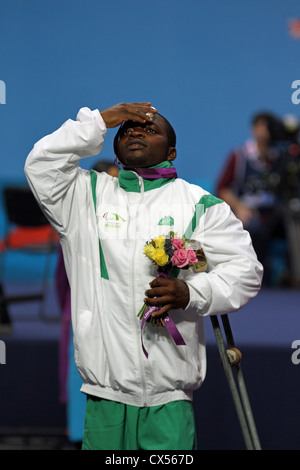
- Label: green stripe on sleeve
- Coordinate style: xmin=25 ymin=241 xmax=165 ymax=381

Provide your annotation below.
xmin=184 ymin=194 xmax=223 ymax=240
xmin=170 ymin=194 xmax=222 ymax=279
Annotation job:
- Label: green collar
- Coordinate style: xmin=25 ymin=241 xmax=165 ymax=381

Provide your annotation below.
xmin=118 ymin=161 xmax=176 ymax=192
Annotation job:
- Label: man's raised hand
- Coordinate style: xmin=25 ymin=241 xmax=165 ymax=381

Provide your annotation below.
xmin=100 ymin=102 xmax=157 ymax=128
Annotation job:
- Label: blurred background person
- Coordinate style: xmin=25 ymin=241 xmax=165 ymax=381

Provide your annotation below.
xmin=216 ymin=112 xmax=289 ymax=286
xmin=92 ymin=159 xmax=120 ymax=177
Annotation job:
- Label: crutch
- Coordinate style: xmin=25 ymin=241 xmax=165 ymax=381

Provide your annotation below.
xmin=210 ymin=314 xmax=262 ymax=450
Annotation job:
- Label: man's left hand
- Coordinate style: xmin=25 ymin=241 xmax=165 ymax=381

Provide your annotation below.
xmin=144 ymin=277 xmax=190 ymax=317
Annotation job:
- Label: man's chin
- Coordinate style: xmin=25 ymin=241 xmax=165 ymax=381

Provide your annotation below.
xmin=118 ymin=155 xmax=148 ymax=168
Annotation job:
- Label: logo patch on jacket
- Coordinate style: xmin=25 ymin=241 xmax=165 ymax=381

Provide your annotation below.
xmin=97 ymin=206 xmax=128 ymax=239
xmin=158 ymin=215 xmax=174 ymax=226
xmin=102 ymin=212 xmax=126 ymax=228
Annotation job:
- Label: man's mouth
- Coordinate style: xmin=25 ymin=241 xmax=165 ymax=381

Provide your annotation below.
xmin=126 ymin=139 xmax=147 ymax=150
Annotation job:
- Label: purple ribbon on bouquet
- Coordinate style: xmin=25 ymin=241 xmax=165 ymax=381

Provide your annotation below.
xmin=140 ymin=272 xmax=186 ymax=359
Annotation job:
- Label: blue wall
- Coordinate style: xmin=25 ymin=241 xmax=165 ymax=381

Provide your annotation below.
xmin=1 ymin=0 xmax=300 ymax=189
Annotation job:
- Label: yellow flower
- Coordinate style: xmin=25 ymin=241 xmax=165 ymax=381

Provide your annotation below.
xmin=144 ymin=244 xmax=156 ymax=260
xmin=153 ymin=249 xmax=169 ymax=266
xmin=152 ymin=236 xmax=165 ymax=250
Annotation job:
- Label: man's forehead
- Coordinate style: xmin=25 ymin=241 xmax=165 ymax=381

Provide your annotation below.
xmin=121 ymin=114 xmax=165 ymax=132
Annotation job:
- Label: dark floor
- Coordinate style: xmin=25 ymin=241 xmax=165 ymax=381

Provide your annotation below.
xmin=0 ymin=285 xmax=300 ymax=450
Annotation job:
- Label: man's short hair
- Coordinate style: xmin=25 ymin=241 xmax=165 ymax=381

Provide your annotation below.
xmin=157 ymin=113 xmax=176 ymax=148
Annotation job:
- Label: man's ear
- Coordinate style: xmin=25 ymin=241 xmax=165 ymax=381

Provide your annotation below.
xmin=167 ymin=147 xmax=177 ymax=162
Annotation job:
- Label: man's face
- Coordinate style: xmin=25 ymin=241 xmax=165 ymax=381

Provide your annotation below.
xmin=253 ymin=119 xmax=270 ymax=145
xmin=115 ymin=114 xmax=176 ymax=168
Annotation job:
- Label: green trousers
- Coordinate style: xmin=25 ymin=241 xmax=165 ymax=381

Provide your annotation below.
xmin=82 ymin=396 xmax=197 ymax=450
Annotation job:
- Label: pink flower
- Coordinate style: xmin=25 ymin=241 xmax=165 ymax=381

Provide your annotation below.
xmin=171 ymin=249 xmax=189 ymax=268
xmin=171 ymin=238 xmax=184 ymax=250
xmin=186 ymin=249 xmax=198 ymax=264
xmin=171 ymin=248 xmax=198 ymax=268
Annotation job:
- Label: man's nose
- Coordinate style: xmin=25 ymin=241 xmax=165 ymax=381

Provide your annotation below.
xmin=129 ymin=127 xmax=146 ymax=137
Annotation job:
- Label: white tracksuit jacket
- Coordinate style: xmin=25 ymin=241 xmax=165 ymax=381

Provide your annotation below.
xmin=24 ymin=107 xmax=263 ymax=407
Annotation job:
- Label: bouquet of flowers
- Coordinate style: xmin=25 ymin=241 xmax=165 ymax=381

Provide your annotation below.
xmin=137 ymin=232 xmax=207 ymax=357
xmin=144 ymin=234 xmax=198 ymax=272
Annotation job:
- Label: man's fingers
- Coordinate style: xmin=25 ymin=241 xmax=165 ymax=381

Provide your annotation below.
xmin=124 ymin=103 xmax=157 ymax=123
xmin=100 ymin=102 xmax=157 ymax=128
xmin=144 ymin=295 xmax=171 ymax=307
xmin=149 ymin=277 xmax=171 ymax=288
xmin=145 ymin=286 xmax=168 ymax=298
xmin=151 ymin=304 xmax=172 ymax=318
xmin=129 ymin=102 xmax=153 ymax=108
xmin=145 ymin=278 xmax=190 ymax=314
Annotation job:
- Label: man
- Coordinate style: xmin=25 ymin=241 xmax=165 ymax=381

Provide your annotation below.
xmin=25 ymin=102 xmax=263 ymax=450
xmin=216 ymin=112 xmax=285 ymax=285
